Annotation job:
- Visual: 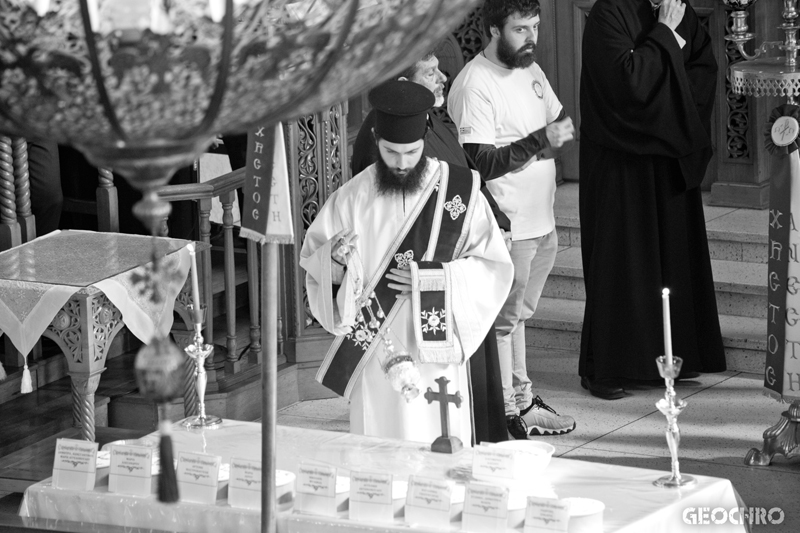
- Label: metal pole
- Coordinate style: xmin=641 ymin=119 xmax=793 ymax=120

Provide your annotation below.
xmin=261 ymin=242 xmax=278 ymax=533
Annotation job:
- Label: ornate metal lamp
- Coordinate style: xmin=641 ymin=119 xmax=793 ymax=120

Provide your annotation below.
xmin=723 ymin=0 xmax=800 ymax=466
xmin=725 ymin=0 xmax=800 ymax=100
xmin=0 ymin=0 xmax=481 ymax=524
xmin=0 ymin=0 xmax=479 ymax=233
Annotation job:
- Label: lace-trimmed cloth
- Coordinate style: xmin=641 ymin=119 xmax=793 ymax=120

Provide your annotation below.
xmin=0 ymin=230 xmax=192 ymax=359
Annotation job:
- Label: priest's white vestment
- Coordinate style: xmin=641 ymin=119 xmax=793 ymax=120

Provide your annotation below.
xmin=300 ymin=159 xmax=513 ymax=444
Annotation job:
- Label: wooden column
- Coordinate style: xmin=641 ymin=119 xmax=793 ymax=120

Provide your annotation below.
xmin=96 ymin=167 xmax=119 ymax=232
xmin=0 ymin=136 xmax=21 ymax=251
xmin=12 ymin=138 xmax=35 ymax=243
xmin=197 ymin=197 xmax=217 ymax=383
xmin=221 ymin=190 xmax=241 ymax=373
xmin=708 ymin=2 xmax=777 ymax=208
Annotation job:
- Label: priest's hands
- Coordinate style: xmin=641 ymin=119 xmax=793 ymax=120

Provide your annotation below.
xmin=331 ymin=229 xmax=359 ymax=266
xmin=500 ymin=229 xmax=513 ymax=251
xmin=545 ymin=117 xmax=575 ymax=149
xmin=387 ymin=268 xmax=413 ymax=300
xmin=658 ymin=0 xmax=685 ymax=31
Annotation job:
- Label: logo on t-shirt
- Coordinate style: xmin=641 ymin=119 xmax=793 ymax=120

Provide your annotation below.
xmin=459 ymin=126 xmax=473 ymax=135
xmin=532 ymin=80 xmax=544 ymax=98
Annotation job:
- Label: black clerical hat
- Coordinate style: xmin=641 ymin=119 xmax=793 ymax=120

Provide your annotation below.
xmin=368 ymin=80 xmax=434 ymax=144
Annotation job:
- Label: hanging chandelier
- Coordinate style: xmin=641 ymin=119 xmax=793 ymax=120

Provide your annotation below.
xmin=0 ymin=0 xmax=480 ymax=232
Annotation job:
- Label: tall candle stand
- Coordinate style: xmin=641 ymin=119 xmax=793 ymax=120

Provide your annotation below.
xmin=724 ymin=0 xmax=800 ymax=466
xmin=182 ymin=303 xmax=222 ymax=428
xmin=653 ymin=356 xmax=696 ymax=488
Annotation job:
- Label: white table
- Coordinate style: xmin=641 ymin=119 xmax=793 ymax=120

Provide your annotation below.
xmin=19 ymin=420 xmax=747 ymax=532
xmin=0 ymin=230 xmax=194 ymax=441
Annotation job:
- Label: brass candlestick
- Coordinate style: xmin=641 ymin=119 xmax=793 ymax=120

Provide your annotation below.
xmin=653 ymin=356 xmax=696 ymax=488
xmin=182 ymin=303 xmax=222 ymax=429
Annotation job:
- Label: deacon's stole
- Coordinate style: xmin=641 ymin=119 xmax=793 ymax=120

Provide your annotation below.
xmin=316 ymin=162 xmax=479 ymax=398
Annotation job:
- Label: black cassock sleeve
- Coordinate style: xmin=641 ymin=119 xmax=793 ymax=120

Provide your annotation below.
xmin=580 ymin=0 xmax=717 ymax=188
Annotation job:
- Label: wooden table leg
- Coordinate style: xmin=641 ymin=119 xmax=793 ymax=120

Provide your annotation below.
xmin=68 ymin=368 xmax=105 ymax=442
xmin=45 ymin=291 xmax=125 ymax=442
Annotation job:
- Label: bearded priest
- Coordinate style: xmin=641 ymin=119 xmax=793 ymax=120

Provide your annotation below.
xmin=300 ymin=80 xmax=513 ymax=446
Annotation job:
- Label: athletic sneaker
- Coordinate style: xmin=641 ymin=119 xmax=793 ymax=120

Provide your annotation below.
xmin=521 ymin=396 xmax=576 ymax=436
xmin=506 ymin=415 xmax=529 ymax=440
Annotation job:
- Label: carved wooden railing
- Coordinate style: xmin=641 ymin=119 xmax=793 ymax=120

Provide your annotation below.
xmin=1 ymin=99 xmax=350 ymax=401
xmin=157 ymin=166 xmax=263 ymax=398
xmin=280 ymin=104 xmax=349 ymax=367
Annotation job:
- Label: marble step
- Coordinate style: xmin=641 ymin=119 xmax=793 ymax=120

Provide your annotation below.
xmin=525 ymin=297 xmax=765 ymax=374
xmin=542 ymin=247 xmax=767 ymax=319
xmin=553 ymin=183 xmax=768 ymax=264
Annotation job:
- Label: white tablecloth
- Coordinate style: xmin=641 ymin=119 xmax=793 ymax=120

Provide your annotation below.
xmin=19 ymin=420 xmax=747 ymax=532
xmin=0 ymin=230 xmax=191 ymax=355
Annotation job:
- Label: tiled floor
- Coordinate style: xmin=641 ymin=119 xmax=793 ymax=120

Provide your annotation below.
xmin=277 ymin=351 xmax=800 ymax=532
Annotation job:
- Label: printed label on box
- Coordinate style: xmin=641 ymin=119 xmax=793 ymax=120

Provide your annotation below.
xmin=52 ymin=438 xmax=98 ymax=491
xmin=472 ymin=446 xmax=515 ymax=480
xmin=349 ymin=470 xmax=393 ymax=523
xmin=228 ymin=458 xmax=262 ymax=510
xmin=108 ymin=444 xmax=152 ymax=496
xmin=176 ymin=451 xmax=221 ymax=504
xmin=405 ymin=476 xmax=452 ymax=529
xmin=462 ymin=482 xmax=509 ymax=532
xmin=294 ymin=462 xmax=338 ymax=517
xmin=524 ymin=496 xmax=571 ymax=533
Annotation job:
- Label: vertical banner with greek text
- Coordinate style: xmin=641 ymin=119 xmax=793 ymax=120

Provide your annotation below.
xmin=765 ymin=105 xmax=800 ymax=402
xmin=240 ymin=123 xmax=294 ymax=244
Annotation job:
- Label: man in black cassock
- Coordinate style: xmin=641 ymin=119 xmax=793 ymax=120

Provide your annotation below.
xmin=351 ymin=55 xmax=510 ymax=443
xmin=578 ymin=0 xmax=726 ymax=400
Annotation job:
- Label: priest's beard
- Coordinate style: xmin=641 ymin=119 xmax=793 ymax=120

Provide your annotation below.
xmin=497 ymin=33 xmax=536 ymax=69
xmin=375 ymin=155 xmax=428 ymax=197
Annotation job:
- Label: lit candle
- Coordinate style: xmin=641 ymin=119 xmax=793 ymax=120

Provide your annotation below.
xmin=208 ymin=0 xmax=225 ymax=23
xmin=187 ymin=243 xmax=203 ymax=326
xmin=662 ymin=288 xmax=673 ymax=367
xmin=27 ymin=0 xmax=50 ymax=17
xmin=86 ymin=0 xmax=99 ymax=31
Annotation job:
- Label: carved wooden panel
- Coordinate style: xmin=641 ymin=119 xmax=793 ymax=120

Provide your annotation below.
xmin=452 ymin=5 xmax=485 ymax=65
xmin=723 ymin=12 xmax=751 ymax=161
xmin=284 ymin=102 xmax=349 ymax=346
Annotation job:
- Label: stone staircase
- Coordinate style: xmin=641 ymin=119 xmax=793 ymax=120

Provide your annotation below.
xmin=527 ymin=183 xmax=768 ymax=374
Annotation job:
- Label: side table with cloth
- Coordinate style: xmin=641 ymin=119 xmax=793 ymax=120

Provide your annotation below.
xmin=0 ymin=230 xmax=194 ymax=441
xmin=20 ymin=421 xmax=748 ymax=532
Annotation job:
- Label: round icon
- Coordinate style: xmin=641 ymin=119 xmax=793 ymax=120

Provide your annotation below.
xmin=771 ymin=116 xmax=799 ymax=147
xmin=532 ymin=80 xmax=544 ymax=98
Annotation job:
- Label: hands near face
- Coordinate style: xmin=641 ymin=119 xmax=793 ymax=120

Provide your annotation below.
xmin=658 ymin=0 xmax=685 ymax=31
xmin=331 ymin=229 xmax=359 ymax=266
xmin=387 ymin=268 xmax=412 ymax=300
xmin=545 ymin=117 xmax=575 ymax=149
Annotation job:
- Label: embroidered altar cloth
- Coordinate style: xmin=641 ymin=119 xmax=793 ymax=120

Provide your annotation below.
xmin=0 ymin=230 xmax=192 ymax=356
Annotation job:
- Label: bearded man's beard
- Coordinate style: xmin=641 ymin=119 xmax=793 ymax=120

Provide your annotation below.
xmin=497 ymin=33 xmax=536 ymax=69
xmin=375 ymin=155 xmax=428 ymax=196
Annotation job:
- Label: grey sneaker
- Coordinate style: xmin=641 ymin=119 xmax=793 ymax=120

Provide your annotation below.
xmin=521 ymin=396 xmax=576 ymax=436
xmin=506 ymin=415 xmax=529 ymax=440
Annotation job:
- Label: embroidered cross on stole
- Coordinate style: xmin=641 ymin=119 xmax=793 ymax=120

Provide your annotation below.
xmin=316 ymin=162 xmax=478 ymax=398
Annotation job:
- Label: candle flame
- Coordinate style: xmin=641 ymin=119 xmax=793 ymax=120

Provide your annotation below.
xmin=662 ymin=288 xmax=670 ymax=297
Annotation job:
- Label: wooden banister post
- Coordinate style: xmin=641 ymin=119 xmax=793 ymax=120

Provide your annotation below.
xmin=96 ymin=167 xmax=119 ymax=232
xmin=197 ymin=197 xmax=217 ymax=383
xmin=0 ymin=136 xmax=21 ymax=251
xmin=221 ymin=190 xmax=241 ymax=374
xmin=12 ymin=137 xmax=35 ymax=243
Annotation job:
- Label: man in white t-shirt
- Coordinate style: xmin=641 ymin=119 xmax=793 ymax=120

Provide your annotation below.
xmin=448 ymin=0 xmax=576 ymax=440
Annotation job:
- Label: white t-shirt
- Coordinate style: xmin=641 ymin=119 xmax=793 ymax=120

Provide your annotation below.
xmin=448 ymin=53 xmax=562 ymax=240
